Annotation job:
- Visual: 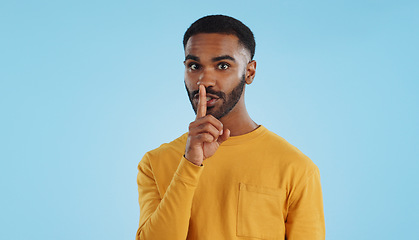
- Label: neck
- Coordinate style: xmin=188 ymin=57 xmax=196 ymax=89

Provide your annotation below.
xmin=219 ymin=99 xmax=258 ymax=136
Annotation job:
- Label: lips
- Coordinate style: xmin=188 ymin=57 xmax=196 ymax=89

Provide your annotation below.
xmin=206 ymin=97 xmax=218 ymax=107
xmin=194 ymin=94 xmax=220 ymax=107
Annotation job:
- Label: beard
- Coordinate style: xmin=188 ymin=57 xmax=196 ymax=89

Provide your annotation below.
xmin=185 ymin=74 xmax=246 ymax=120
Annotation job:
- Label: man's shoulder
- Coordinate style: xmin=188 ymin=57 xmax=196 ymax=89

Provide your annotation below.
xmin=140 ymin=133 xmax=188 ymax=166
xmin=149 ymin=133 xmax=188 ymax=156
xmin=262 ymin=127 xmax=318 ymax=172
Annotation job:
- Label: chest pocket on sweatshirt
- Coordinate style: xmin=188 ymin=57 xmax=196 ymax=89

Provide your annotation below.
xmin=237 ymin=183 xmax=285 ymax=240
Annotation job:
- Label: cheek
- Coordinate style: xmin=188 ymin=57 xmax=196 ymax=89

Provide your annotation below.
xmin=238 ymin=67 xmax=247 ymax=79
xmin=184 ymin=76 xmax=197 ymax=93
xmin=184 ymin=76 xmax=194 ymax=89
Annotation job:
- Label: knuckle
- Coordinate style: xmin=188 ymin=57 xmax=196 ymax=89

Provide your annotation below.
xmin=199 ymin=123 xmax=210 ymax=131
xmin=196 ymin=134 xmax=204 ymax=141
xmin=206 ymin=115 xmax=215 ymax=121
xmin=189 ymin=121 xmax=197 ymax=130
xmin=205 ymin=134 xmax=214 ymax=142
xmin=196 ymin=133 xmax=212 ymax=142
xmin=207 ymin=115 xmax=222 ymax=127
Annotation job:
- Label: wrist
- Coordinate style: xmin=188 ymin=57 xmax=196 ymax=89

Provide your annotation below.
xmin=183 ymin=154 xmax=203 ymax=166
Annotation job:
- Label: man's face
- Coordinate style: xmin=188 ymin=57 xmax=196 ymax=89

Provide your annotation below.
xmin=184 ymin=33 xmax=251 ymax=119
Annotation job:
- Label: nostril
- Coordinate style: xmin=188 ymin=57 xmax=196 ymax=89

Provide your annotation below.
xmin=196 ymin=73 xmax=216 ymax=87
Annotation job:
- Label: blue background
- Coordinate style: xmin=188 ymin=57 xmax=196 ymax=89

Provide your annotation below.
xmin=1 ymin=0 xmax=418 ymax=239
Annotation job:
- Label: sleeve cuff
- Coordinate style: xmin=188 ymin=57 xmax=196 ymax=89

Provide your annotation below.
xmin=174 ymin=156 xmax=204 ymax=186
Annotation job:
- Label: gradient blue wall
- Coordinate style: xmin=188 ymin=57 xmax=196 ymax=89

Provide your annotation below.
xmin=1 ymin=0 xmax=418 ymax=239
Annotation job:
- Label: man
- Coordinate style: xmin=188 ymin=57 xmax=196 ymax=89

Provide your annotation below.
xmin=136 ymin=15 xmax=325 ymax=240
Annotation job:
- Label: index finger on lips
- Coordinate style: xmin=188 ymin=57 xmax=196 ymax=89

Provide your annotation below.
xmin=196 ymin=84 xmax=206 ymax=120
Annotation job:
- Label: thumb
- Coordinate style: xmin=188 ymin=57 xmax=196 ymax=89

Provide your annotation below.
xmin=217 ymin=128 xmax=230 ymax=145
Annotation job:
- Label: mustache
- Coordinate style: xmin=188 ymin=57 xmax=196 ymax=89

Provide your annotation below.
xmin=190 ymin=87 xmax=226 ymax=100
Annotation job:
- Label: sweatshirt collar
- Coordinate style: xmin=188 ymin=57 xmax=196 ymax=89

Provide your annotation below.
xmin=221 ymin=125 xmax=267 ymax=146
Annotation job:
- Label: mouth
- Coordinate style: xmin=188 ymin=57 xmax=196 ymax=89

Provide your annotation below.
xmin=194 ymin=94 xmax=220 ymax=107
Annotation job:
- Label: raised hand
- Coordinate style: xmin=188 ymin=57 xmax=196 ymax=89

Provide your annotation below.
xmin=184 ymin=85 xmax=230 ymax=166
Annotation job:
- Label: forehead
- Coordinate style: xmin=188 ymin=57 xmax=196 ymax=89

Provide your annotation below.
xmin=185 ymin=33 xmax=248 ymax=59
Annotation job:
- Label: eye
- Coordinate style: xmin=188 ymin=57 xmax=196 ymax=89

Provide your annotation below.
xmin=217 ymin=62 xmax=230 ymax=70
xmin=188 ymin=63 xmax=200 ymax=70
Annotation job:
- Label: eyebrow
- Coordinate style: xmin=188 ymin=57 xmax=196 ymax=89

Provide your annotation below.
xmin=212 ymin=55 xmax=236 ymax=62
xmin=184 ymin=54 xmax=236 ymax=62
xmin=185 ymin=55 xmax=199 ymax=61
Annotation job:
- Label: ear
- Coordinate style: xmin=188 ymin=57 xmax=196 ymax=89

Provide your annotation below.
xmin=245 ymin=60 xmax=256 ymax=84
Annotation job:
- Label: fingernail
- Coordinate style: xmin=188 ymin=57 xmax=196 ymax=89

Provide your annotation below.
xmin=220 ymin=129 xmax=223 ymax=135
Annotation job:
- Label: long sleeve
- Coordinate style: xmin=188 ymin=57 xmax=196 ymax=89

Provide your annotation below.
xmin=285 ymin=167 xmax=325 ymax=240
xmin=135 ymin=154 xmax=204 ymax=240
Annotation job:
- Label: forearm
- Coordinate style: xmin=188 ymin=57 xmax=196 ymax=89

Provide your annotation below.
xmin=136 ymin=157 xmax=203 ymax=240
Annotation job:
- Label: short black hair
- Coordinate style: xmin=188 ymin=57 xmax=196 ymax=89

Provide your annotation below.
xmin=183 ymin=15 xmax=256 ymax=59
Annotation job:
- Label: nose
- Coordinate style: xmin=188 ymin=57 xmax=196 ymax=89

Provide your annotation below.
xmin=196 ymin=69 xmax=216 ymax=88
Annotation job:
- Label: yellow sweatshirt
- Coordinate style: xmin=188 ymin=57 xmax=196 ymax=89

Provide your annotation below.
xmin=136 ymin=125 xmax=325 ymax=240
